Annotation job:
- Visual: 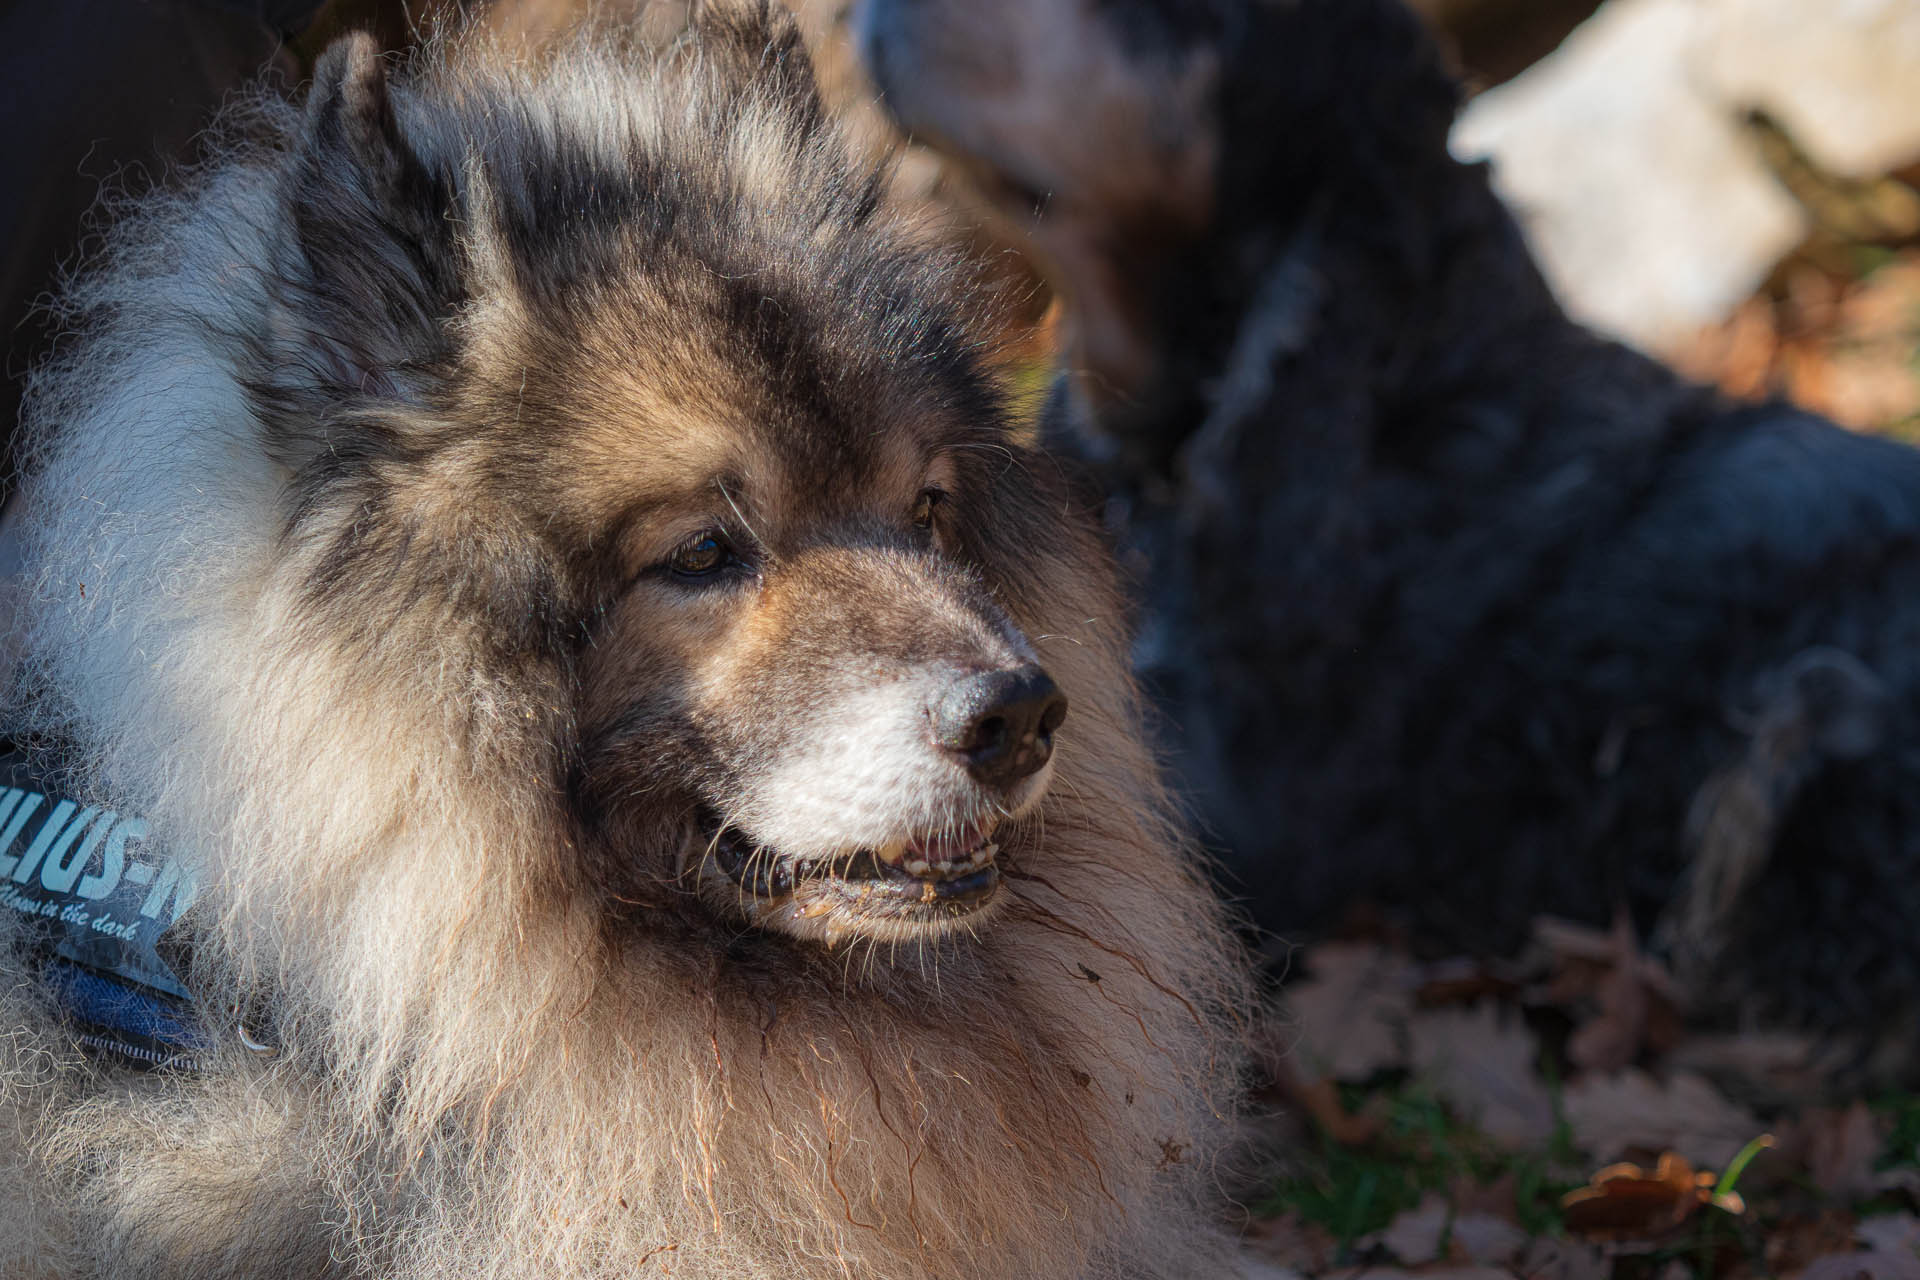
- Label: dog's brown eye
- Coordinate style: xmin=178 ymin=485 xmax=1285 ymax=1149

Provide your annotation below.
xmin=911 ymin=488 xmax=946 ymax=530
xmin=669 ymin=532 xmax=731 ymax=579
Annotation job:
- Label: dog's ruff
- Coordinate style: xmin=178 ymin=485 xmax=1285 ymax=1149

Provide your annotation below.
xmin=0 ymin=9 xmax=1246 ymax=1278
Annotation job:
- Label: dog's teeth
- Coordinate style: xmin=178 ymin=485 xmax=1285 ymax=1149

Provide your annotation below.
xmin=876 ymin=840 xmax=907 ymax=865
xmin=948 ymin=842 xmax=994 ymax=872
xmin=904 ymin=857 xmax=931 ymax=876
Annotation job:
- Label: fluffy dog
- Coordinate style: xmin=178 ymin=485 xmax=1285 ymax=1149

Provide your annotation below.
xmin=0 ymin=6 xmax=1248 ymax=1277
xmin=860 ymin=0 xmax=1920 ymax=1045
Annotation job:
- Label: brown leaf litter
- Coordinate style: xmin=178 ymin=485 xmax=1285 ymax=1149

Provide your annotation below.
xmin=1247 ymin=913 xmax=1920 ymax=1279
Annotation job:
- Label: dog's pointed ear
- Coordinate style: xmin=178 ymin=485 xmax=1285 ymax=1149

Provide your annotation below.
xmin=690 ymin=0 xmax=827 ymax=132
xmin=286 ymin=34 xmax=462 ymax=399
xmin=306 ymin=32 xmax=409 ymax=190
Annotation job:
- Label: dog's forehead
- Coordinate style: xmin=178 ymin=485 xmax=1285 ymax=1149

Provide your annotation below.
xmin=527 ymin=348 xmax=969 ymax=535
xmin=524 ymin=316 xmax=988 ymax=528
xmin=652 ymin=396 xmax=958 ymax=527
xmin=469 ymin=171 xmax=1005 ymax=532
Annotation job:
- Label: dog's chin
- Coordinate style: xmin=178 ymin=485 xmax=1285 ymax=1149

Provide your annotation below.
xmin=692 ymin=806 xmax=1023 ymax=947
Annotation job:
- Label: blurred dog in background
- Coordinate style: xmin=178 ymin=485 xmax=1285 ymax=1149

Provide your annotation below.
xmin=860 ymin=0 xmax=1920 ymax=1053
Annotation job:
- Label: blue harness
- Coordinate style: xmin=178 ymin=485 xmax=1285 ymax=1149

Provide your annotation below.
xmin=0 ymin=754 xmax=204 ymax=1069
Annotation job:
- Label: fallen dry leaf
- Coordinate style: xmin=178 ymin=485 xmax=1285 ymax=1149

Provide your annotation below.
xmin=1671 ymin=294 xmax=1781 ymax=400
xmin=1766 ymin=1210 xmax=1867 ymax=1276
xmin=1515 ymin=1238 xmax=1614 ymax=1280
xmin=1799 ymin=1251 xmax=1920 ymax=1280
xmin=1234 ymin=1257 xmax=1307 ymax=1280
xmin=1532 ymin=915 xmax=1623 ymax=965
xmin=1858 ymin=1215 xmax=1920 ymax=1256
xmin=1277 ymin=1065 xmax=1387 ymax=1146
xmin=1562 ymin=1069 xmax=1763 ymax=1167
xmin=1532 ymin=913 xmax=1686 ymax=1072
xmin=1795 ymin=260 xmax=1920 ymax=430
xmin=1561 ymin=1152 xmax=1733 ymax=1240
xmin=1447 ymin=1171 xmax=1517 ymax=1220
xmin=1280 ymin=942 xmax=1416 ymax=1081
xmin=1666 ymin=1029 xmax=1846 ymax=1104
xmin=1803 ymin=1103 xmax=1887 ymax=1200
xmin=1246 ymin=909 xmax=1920 ymax=1280
xmin=1408 ymin=1001 xmax=1558 ymax=1147
xmin=1673 ymin=252 xmax=1920 ymax=434
xmin=1352 ymin=1191 xmax=1530 ymax=1267
xmin=1241 ymin=1211 xmax=1333 ymax=1274
xmin=1360 ymin=1194 xmax=1451 ymax=1265
xmin=1531 ymin=916 xmax=1683 ymax=996
xmin=1566 ymin=909 xmax=1689 ymax=1074
xmin=1415 ymin=956 xmax=1522 ymax=1007
xmin=1567 ymin=912 xmax=1653 ymax=1073
xmin=1449 ymin=1211 xmax=1528 ymax=1265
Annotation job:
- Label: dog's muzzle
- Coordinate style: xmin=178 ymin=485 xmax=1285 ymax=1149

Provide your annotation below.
xmin=695 ymin=664 xmax=1068 ymax=945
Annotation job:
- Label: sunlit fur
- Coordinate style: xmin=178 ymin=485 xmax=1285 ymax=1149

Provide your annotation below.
xmin=0 ymin=7 xmax=1249 ymax=1278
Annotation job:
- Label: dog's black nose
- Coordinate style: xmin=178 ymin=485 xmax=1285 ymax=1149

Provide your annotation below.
xmin=931 ymin=665 xmax=1068 ymax=787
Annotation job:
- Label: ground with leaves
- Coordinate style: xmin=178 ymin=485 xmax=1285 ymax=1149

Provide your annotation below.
xmin=1237 ymin=918 xmax=1920 ymax=1279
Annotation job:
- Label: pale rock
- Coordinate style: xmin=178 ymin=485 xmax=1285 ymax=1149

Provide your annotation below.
xmin=1451 ymin=0 xmax=1807 ymax=354
xmin=1699 ymin=0 xmax=1920 ymax=180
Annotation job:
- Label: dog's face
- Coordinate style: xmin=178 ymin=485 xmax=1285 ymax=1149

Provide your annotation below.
xmin=540 ymin=343 xmax=1068 ymax=948
xmin=268 ymin=23 xmax=1083 ymax=951
xmin=856 ymin=0 xmax=1229 ymax=407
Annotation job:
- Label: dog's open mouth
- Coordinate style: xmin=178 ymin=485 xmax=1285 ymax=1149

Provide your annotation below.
xmin=698 ymin=811 xmax=1004 ymax=937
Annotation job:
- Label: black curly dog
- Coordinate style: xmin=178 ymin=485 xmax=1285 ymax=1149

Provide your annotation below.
xmin=860 ymin=0 xmax=1920 ymax=1046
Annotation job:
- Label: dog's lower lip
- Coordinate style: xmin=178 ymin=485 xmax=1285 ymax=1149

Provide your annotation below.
xmin=703 ymin=816 xmax=1001 ymax=909
xmin=826 ymin=861 xmax=1001 ymax=908
xmin=864 ymin=849 xmax=1000 ymax=898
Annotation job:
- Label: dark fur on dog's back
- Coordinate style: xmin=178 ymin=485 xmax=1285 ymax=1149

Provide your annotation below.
xmin=0 ymin=7 xmax=1248 ymax=1277
xmin=863 ymin=0 xmax=1920 ymax=1044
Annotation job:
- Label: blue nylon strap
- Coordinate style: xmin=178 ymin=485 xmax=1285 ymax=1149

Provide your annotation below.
xmin=0 ymin=753 xmax=204 ymax=1069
